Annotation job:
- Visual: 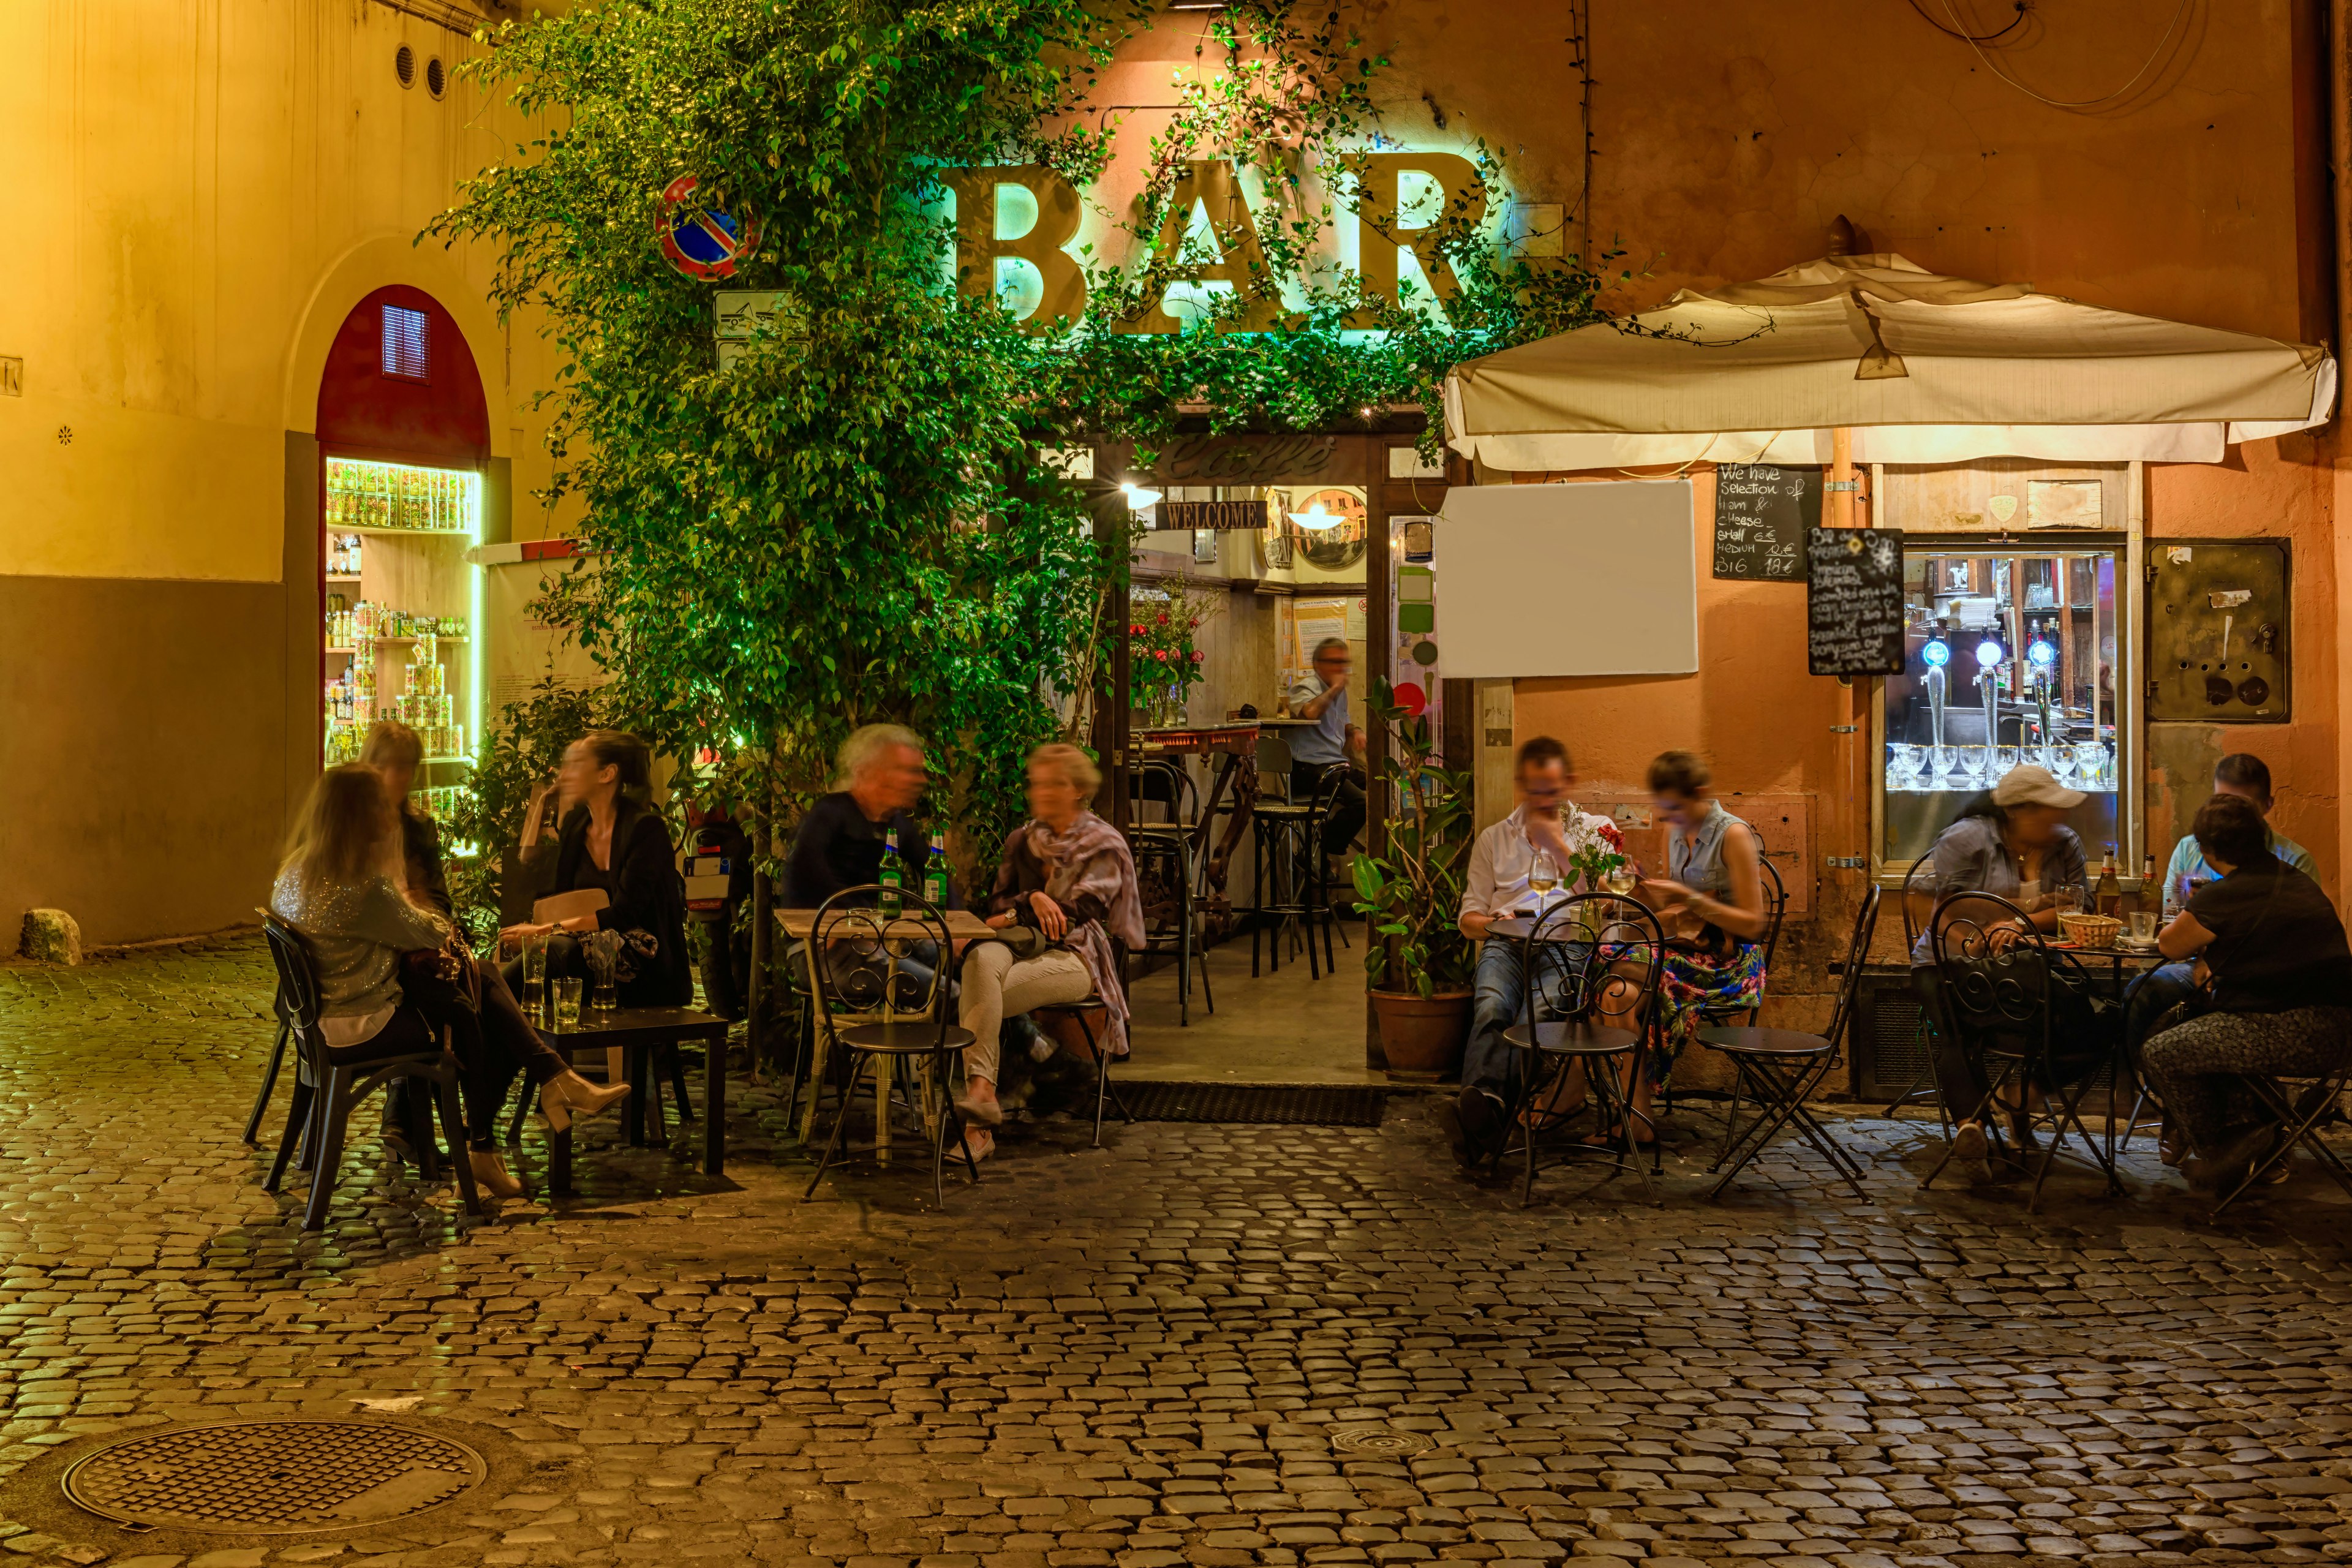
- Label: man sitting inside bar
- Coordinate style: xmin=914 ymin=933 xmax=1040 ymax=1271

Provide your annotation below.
xmin=2124 ymin=753 xmax=2318 ymax=1055
xmin=784 ymin=723 xmax=938 ymax=908
xmin=1432 ymin=736 xmax=1618 ymax=1169
xmin=1286 ymin=636 xmax=1367 ymax=871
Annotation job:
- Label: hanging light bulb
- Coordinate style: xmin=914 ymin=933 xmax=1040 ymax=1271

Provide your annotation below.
xmin=1118 ymin=479 xmax=1163 ymax=510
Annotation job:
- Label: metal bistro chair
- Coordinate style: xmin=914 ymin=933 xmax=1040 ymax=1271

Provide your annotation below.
xmin=1879 ymin=853 xmax=1950 ymax=1126
xmin=1132 ymin=758 xmax=1213 ymax=1025
xmin=1503 ymin=893 xmax=1667 ymax=1207
xmin=801 ymin=888 xmax=982 ymax=1204
xmin=260 ymin=914 xmax=481 ymax=1232
xmin=1030 ymin=940 xmax=1139 ymax=1148
xmin=2207 ymin=1045 xmax=2352 ymax=1221
xmin=1658 ymin=851 xmax=1787 ymax=1118
xmin=1921 ymin=891 xmax=2123 ymax=1212
xmin=1698 ymin=885 xmax=1882 ymax=1201
xmin=1247 ymin=733 xmax=1317 ymax=976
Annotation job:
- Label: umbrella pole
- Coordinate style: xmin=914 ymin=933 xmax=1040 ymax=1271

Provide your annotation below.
xmin=1825 ymin=424 xmax=1872 ymax=909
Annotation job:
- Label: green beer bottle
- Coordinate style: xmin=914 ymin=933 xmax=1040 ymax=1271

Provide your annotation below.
xmin=923 ymin=839 xmax=951 ymax=910
xmin=878 ymin=824 xmax=906 ymax=916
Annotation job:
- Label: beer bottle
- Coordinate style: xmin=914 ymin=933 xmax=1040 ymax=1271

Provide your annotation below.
xmin=923 ymin=839 xmax=951 ymax=911
xmin=878 ymin=825 xmax=905 ymax=916
xmin=2095 ymin=843 xmax=2122 ymax=919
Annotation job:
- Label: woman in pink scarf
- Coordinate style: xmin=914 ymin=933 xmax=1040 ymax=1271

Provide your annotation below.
xmin=956 ymin=743 xmax=1145 ymax=1161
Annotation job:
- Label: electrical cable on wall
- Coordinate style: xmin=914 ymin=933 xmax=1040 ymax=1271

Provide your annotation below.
xmin=1907 ymin=0 xmax=2027 ymax=44
xmin=1933 ymin=0 xmax=2195 ymax=110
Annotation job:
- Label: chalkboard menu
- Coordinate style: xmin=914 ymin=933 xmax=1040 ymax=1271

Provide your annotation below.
xmin=1806 ymin=527 xmax=1906 ymax=676
xmin=1712 ymin=464 xmax=1820 ymax=581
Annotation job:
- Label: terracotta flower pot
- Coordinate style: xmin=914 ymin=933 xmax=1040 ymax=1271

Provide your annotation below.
xmin=1370 ymin=986 xmax=1472 ymax=1082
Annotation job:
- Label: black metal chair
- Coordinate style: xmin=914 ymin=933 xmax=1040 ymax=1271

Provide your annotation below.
xmin=2207 ymin=1051 xmax=2352 ymax=1220
xmin=1879 ymin=854 xmax=1950 ymax=1128
xmin=1660 ymin=851 xmax=1789 ymax=1117
xmin=1698 ymin=886 xmax=1881 ymax=1200
xmin=1247 ymin=734 xmax=1318 ymax=976
xmin=801 ymin=888 xmax=982 ymax=1204
xmin=1030 ymin=939 xmax=1139 ymax=1148
xmin=1921 ymin=890 xmax=2123 ymax=1212
xmin=260 ymin=914 xmax=481 ymax=1233
xmin=1502 ymin=893 xmax=1667 ymax=1206
xmin=1131 ymin=759 xmax=1213 ymax=1025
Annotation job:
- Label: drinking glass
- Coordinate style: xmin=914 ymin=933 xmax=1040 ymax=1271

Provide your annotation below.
xmin=1604 ymin=862 xmax=1640 ymax=897
xmin=584 ymin=930 xmax=621 ymax=1010
xmin=2077 ymin=741 xmax=2109 ymax=788
xmin=1929 ymin=745 xmax=1956 ymax=788
xmin=2128 ymin=911 xmax=2158 ymax=944
xmin=1526 ymin=850 xmax=1558 ymax=909
xmin=522 ymin=933 xmax=548 ymax=1020
xmin=1993 ymin=744 xmax=2021 ymax=775
xmin=1888 ymin=744 xmax=1919 ymax=790
xmin=554 ymin=977 xmax=583 ymax=1030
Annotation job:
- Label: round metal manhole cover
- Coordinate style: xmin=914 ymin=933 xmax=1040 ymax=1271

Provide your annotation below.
xmin=1327 ymin=1424 xmax=1434 ymax=1457
xmin=63 ymin=1419 xmax=485 ymax=1534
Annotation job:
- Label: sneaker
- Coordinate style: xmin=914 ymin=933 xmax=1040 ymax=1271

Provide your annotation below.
xmin=1950 ymin=1121 xmax=1988 ymax=1161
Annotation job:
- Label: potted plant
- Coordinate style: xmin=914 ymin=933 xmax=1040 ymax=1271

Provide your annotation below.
xmin=1351 ymin=680 xmax=1476 ymax=1079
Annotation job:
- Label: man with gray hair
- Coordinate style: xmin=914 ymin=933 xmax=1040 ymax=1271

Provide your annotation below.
xmin=1286 ymin=635 xmax=1366 ymax=862
xmin=783 ymin=722 xmax=941 ymax=908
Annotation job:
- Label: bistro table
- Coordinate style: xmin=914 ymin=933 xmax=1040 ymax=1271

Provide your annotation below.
xmin=778 ymin=907 xmax=1006 ymax=1147
xmin=527 ymin=1005 xmax=733 ymax=1196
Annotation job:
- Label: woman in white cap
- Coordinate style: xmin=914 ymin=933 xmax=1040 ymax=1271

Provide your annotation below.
xmin=1911 ymin=763 xmax=2108 ymax=1161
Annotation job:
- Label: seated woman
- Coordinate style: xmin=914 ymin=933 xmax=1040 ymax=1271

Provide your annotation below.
xmin=501 ymin=729 xmax=694 ymax=1011
xmin=2141 ymin=793 xmax=2352 ymax=1190
xmin=361 ymin=721 xmax=619 ymax=1196
xmin=956 ymin=743 xmax=1144 ymax=1162
xmin=1912 ymin=763 xmax=2105 ymax=1159
xmin=1635 ymin=751 xmax=1770 ymax=1125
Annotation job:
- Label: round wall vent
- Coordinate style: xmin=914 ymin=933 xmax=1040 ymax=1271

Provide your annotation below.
xmin=394 ymin=44 xmax=415 ymax=88
xmin=426 ymin=56 xmax=446 ymax=99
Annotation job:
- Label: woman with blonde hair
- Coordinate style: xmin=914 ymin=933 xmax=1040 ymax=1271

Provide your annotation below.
xmin=956 ymin=742 xmax=1145 ymax=1161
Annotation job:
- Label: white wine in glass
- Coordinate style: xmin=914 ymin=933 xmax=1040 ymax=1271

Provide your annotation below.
xmin=1604 ymin=864 xmax=1638 ymax=897
xmin=1527 ymin=851 xmax=1558 ymax=904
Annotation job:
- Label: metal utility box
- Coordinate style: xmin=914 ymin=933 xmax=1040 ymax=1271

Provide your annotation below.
xmin=2147 ymin=540 xmax=2290 ymax=722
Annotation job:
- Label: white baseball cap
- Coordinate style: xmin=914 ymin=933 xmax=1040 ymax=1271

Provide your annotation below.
xmin=1992 ymin=763 xmax=2086 ymax=811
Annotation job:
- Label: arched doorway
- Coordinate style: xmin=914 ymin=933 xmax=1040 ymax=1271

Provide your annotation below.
xmin=314 ymin=285 xmax=492 ymax=827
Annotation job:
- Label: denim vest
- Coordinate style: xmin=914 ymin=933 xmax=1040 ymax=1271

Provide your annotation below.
xmin=1668 ymin=801 xmax=1745 ymax=900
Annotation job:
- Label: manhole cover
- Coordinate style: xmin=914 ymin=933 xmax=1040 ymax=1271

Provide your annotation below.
xmin=63 ymin=1419 xmax=484 ymax=1534
xmin=1327 ymin=1424 xmax=1434 ymax=1456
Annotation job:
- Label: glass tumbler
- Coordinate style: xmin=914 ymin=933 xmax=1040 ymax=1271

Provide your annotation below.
xmin=554 ymin=977 xmax=583 ymax=1030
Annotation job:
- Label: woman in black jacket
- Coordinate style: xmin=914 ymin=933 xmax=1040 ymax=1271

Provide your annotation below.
xmin=502 ymin=729 xmax=693 ymax=1009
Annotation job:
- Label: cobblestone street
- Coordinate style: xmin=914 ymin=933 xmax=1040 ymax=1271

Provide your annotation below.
xmin=4 ymin=938 xmax=2352 ymax=1568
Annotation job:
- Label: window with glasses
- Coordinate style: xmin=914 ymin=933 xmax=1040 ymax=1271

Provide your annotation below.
xmin=1881 ymin=543 xmax=2125 ymax=865
xmin=380 ymin=303 xmax=430 ymax=381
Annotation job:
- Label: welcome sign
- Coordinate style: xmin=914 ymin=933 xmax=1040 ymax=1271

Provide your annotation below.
xmin=940 ymin=152 xmax=1491 ymax=333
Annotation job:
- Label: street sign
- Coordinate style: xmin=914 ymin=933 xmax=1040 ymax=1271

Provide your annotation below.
xmin=657 ymin=175 xmax=758 ymax=281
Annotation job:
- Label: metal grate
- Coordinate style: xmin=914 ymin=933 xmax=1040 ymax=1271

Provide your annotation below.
xmin=1329 ymin=1424 xmax=1434 ymax=1456
xmin=1115 ymin=1081 xmax=1387 ymax=1126
xmin=63 ymin=1420 xmax=484 ymax=1534
xmin=1851 ymin=970 xmax=1929 ymax=1103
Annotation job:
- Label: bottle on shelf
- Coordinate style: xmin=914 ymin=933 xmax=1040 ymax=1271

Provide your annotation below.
xmin=2095 ymin=844 xmax=2122 ymax=919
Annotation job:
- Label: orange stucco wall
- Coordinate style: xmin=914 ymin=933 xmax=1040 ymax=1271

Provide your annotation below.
xmin=1085 ymin=1 xmax=2341 ymax=1031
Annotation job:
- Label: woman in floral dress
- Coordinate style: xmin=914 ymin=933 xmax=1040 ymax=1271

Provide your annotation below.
xmin=1638 ymin=751 xmax=1771 ymax=1101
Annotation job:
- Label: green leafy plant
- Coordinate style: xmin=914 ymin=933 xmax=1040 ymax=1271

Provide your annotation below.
xmin=1351 ymin=679 xmax=1474 ymax=997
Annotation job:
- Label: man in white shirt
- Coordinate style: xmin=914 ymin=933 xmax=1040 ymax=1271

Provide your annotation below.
xmin=1432 ymin=736 xmax=1621 ymax=1169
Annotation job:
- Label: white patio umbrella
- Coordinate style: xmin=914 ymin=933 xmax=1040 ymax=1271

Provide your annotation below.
xmin=1443 ymin=254 xmax=2337 ymax=472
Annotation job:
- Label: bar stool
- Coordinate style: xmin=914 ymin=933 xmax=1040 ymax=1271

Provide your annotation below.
xmin=1247 ymin=734 xmax=1322 ymax=976
xmin=1132 ymin=758 xmax=1213 ymax=1023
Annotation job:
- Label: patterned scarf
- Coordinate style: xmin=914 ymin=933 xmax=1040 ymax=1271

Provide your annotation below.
xmin=1014 ymin=810 xmax=1145 ymax=1055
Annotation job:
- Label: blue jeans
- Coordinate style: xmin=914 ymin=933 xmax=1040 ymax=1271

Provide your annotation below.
xmin=2124 ymin=960 xmax=2199 ymax=1057
xmin=1461 ymin=936 xmax=1586 ymax=1107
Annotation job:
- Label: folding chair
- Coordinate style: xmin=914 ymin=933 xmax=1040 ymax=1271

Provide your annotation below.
xmin=2208 ymin=1055 xmax=2352 ymax=1220
xmin=1698 ymin=886 xmax=1881 ymax=1200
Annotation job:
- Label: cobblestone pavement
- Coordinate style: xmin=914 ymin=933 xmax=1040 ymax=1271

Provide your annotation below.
xmin=4 ymin=938 xmax=2352 ymax=1568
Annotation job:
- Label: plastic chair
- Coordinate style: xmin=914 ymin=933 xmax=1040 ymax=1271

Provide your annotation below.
xmin=260 ymin=914 xmax=480 ymax=1232
xmin=1502 ymin=893 xmax=1667 ymax=1206
xmin=800 ymin=888 xmax=981 ymax=1204
xmin=1698 ymin=886 xmax=1882 ymax=1200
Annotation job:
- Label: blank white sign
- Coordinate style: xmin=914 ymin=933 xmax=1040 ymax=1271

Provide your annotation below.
xmin=1436 ymin=480 xmax=1697 ymax=676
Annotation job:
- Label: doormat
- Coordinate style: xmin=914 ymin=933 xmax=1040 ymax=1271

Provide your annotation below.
xmin=1115 ymin=1081 xmax=1388 ymax=1126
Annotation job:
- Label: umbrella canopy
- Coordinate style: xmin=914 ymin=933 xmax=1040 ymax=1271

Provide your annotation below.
xmin=1444 ymin=254 xmax=2337 ymax=470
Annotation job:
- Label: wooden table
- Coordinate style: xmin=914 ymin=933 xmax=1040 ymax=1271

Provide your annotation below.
xmin=777 ymin=907 xmax=999 ymax=941
xmin=530 ymin=1005 xmax=732 ymax=1195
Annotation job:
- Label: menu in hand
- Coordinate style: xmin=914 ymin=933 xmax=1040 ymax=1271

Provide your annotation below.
xmin=1806 ymin=527 xmax=1905 ymax=676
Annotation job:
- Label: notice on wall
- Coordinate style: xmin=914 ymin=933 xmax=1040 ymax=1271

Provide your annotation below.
xmin=1806 ymin=527 xmax=1905 ymax=676
xmin=1711 ymin=464 xmax=1819 ymax=581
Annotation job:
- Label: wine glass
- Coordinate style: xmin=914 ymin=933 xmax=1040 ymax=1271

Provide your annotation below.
xmin=1526 ymin=849 xmax=1558 ymax=910
xmin=1929 ymin=744 xmax=1956 ymax=789
xmin=1604 ymin=861 xmax=1640 ymax=897
xmin=1888 ymin=744 xmax=1918 ymax=791
xmin=1993 ymin=744 xmax=2021 ymax=775
xmin=2078 ymin=740 xmax=2109 ymax=788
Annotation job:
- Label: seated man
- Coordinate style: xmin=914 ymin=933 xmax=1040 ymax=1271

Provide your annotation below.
xmin=1285 ymin=636 xmax=1367 ymax=870
xmin=785 ymin=723 xmax=951 ymax=1008
xmin=1430 ymin=736 xmax=1621 ymax=1170
xmin=2126 ymin=753 xmax=2320 ymax=1054
xmin=2140 ymin=793 xmax=2352 ymax=1190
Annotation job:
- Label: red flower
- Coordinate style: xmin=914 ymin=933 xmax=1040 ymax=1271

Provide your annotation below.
xmin=1156 ymin=611 xmax=1170 ymax=625
xmin=1154 ymin=649 xmax=1170 ymax=662
xmin=1190 ymin=649 xmax=1205 ymax=663
xmin=1129 ymin=624 xmax=1145 ymax=636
